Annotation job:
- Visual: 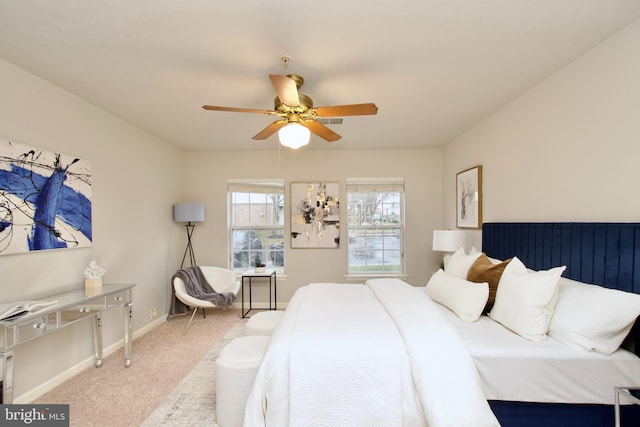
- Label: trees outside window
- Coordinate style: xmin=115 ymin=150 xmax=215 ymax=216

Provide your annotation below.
xmin=346 ymin=178 xmax=405 ymax=276
xmin=229 ymin=181 xmax=284 ymax=274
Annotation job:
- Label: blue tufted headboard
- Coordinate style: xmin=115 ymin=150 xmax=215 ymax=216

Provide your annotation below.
xmin=482 ymin=222 xmax=640 ymax=294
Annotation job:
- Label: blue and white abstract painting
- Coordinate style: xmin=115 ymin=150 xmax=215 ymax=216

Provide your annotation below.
xmin=0 ymin=138 xmax=92 ymax=255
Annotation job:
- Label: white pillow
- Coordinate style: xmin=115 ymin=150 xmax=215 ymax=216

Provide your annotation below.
xmin=489 ymin=257 xmax=566 ymax=343
xmin=487 ymin=256 xmax=504 ymax=265
xmin=445 ymin=246 xmax=481 ymax=279
xmin=548 ymin=277 xmax=640 ymax=355
xmin=426 ymin=269 xmax=489 ymax=322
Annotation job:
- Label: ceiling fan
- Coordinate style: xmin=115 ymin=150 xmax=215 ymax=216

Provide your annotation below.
xmin=202 ymin=74 xmax=378 ymax=148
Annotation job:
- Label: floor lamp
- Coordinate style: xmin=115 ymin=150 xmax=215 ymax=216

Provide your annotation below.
xmin=174 ymin=203 xmax=205 ymax=269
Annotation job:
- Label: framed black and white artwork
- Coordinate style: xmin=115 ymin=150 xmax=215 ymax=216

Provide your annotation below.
xmin=456 ymin=165 xmax=482 ymax=229
xmin=290 ymin=182 xmax=340 ymax=248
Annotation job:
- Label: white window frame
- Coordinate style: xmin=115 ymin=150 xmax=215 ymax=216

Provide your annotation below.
xmin=228 ymin=179 xmax=285 ymax=275
xmin=346 ymin=177 xmax=405 ymax=277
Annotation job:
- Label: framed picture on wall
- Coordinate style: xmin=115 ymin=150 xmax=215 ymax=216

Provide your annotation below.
xmin=290 ymin=182 xmax=340 ymax=248
xmin=0 ymin=137 xmax=93 ymax=255
xmin=456 ymin=165 xmax=482 ymax=229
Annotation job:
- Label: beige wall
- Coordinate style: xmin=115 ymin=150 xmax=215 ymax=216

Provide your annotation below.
xmin=0 ymin=59 xmax=184 ymax=401
xmin=182 ymin=148 xmax=443 ymax=303
xmin=443 ymin=19 xmax=640 ymax=250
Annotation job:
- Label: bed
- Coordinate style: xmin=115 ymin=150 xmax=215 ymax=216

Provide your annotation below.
xmin=243 ymin=222 xmax=640 ymax=426
xmin=481 ymin=222 xmax=640 ymax=426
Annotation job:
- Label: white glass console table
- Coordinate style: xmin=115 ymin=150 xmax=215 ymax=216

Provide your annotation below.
xmin=0 ymin=283 xmax=135 ymax=403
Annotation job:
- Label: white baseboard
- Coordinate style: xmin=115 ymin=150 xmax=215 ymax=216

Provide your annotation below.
xmin=15 ymin=316 xmax=167 ymax=404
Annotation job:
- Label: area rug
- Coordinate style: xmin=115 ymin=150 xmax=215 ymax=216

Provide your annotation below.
xmin=141 ymin=321 xmax=246 ymax=426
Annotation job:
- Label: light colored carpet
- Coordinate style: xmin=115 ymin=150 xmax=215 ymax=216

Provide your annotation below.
xmin=141 ymin=321 xmax=246 ymax=426
xmin=34 ymin=309 xmax=244 ymax=427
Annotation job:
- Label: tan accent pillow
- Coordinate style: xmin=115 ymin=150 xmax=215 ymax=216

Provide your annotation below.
xmin=467 ymin=253 xmax=511 ymax=313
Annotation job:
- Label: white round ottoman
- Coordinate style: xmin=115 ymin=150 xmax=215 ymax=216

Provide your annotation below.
xmin=216 ymin=335 xmax=269 ymax=427
xmin=244 ymin=310 xmax=285 ymax=336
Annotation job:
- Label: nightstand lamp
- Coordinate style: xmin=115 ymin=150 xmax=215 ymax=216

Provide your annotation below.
xmin=433 ymin=230 xmax=466 ymax=270
xmin=432 ymin=229 xmax=467 ymax=253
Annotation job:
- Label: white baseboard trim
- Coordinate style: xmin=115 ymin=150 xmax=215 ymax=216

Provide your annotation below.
xmin=15 ymin=316 xmax=167 ymax=404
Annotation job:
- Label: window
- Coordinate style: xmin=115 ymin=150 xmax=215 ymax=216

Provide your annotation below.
xmin=228 ymin=180 xmax=285 ymax=274
xmin=346 ymin=178 xmax=404 ymax=275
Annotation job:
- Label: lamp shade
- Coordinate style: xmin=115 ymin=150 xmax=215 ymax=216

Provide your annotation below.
xmin=173 ymin=203 xmax=205 ymax=223
xmin=432 ymin=230 xmax=466 ymax=252
xmin=278 ymin=123 xmax=310 ymax=149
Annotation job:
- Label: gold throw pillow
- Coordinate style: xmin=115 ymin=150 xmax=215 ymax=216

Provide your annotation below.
xmin=467 ymin=253 xmax=511 ymax=313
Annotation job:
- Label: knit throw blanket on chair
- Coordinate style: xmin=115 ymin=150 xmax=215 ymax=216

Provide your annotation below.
xmin=170 ymin=267 xmax=236 ymax=315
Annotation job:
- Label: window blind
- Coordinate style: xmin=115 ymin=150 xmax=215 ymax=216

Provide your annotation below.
xmin=346 ymin=177 xmax=405 ymax=193
xmin=228 ymin=180 xmax=284 ymax=195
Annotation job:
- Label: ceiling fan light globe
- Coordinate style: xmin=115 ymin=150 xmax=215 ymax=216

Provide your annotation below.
xmin=279 ymin=123 xmax=310 ymax=149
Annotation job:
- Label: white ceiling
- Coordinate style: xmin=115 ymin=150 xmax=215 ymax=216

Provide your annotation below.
xmin=1 ymin=1 xmax=639 ymax=151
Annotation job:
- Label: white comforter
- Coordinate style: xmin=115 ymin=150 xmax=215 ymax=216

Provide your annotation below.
xmin=244 ymin=279 xmax=499 ymax=427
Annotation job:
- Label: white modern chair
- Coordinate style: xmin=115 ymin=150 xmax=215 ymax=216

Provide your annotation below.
xmin=173 ymin=266 xmax=241 ymax=333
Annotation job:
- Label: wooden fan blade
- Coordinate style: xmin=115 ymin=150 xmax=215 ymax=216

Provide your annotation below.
xmin=269 ymin=74 xmax=300 ymax=106
xmin=306 ymin=121 xmax=342 ymax=142
xmin=315 ymin=103 xmax=378 ymax=117
xmin=203 ymin=105 xmax=271 ymax=114
xmin=252 ymin=121 xmax=287 ymax=140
